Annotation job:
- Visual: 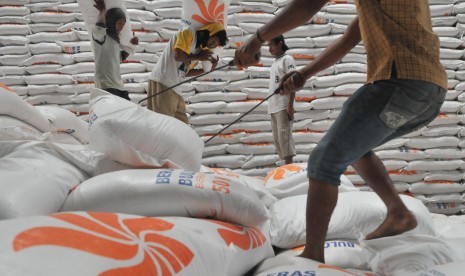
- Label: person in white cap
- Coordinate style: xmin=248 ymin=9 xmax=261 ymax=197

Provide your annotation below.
xmin=268 ymin=35 xmax=296 ymax=165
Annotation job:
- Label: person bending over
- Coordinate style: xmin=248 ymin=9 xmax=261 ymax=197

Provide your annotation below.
xmin=147 ymin=22 xmax=228 ymax=124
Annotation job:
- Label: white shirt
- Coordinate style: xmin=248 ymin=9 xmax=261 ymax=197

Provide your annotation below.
xmin=92 ymin=25 xmax=125 ymax=90
xmin=149 ymin=27 xmax=200 ymax=95
xmin=268 ymin=54 xmax=296 ymax=114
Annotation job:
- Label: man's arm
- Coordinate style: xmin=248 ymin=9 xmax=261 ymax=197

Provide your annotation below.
xmin=94 ymin=0 xmax=106 ymax=26
xmin=174 ymin=48 xmax=212 ymax=62
xmin=234 ymin=0 xmax=329 ymax=67
xmin=281 ymin=17 xmax=361 ymax=94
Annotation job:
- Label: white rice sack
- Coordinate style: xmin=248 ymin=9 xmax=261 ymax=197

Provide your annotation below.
xmin=0 ymin=141 xmax=88 ymax=219
xmin=405 ymin=160 xmax=465 ymax=171
xmin=196 ymin=69 xmax=249 ymax=82
xmin=190 ymin=113 xmax=241 ymax=125
xmin=27 ymin=42 xmax=62 ymax=55
xmin=242 ymin=154 xmax=279 ymax=169
xmin=202 ymin=154 xmax=248 ymax=169
xmin=375 ymin=147 xmax=428 ymax=161
xmin=24 ymin=74 xmax=74 ymax=85
xmin=56 ymin=41 xmax=92 ymax=54
xmin=309 ymin=97 xmax=348 ymax=109
xmin=36 ymin=106 xmax=89 ymax=144
xmin=426 ymin=203 xmax=465 ymax=215
xmin=166 ymin=217 xmax=273 ymax=275
xmin=253 ymin=255 xmax=356 ymax=276
xmin=264 ymin=163 xmax=357 ymax=199
xmin=0 ymin=116 xmax=46 ymax=142
xmin=227 ymin=143 xmax=276 ymax=155
xmin=422 ymin=125 xmax=462 ymax=137
xmin=415 ymin=193 xmax=463 ymax=204
xmin=409 ymin=182 xmax=465 ymax=194
xmin=77 ymin=0 xmax=136 ymax=54
xmin=362 ymin=235 xmax=456 ymax=276
xmin=278 ymin=240 xmax=371 ymax=271
xmin=26 ymin=30 xmax=78 ymax=43
xmin=0 ymin=212 xmax=272 ymax=275
xmin=203 ymin=143 xmax=228 ymax=157
xmin=24 ymin=64 xmax=62 ymax=75
xmin=89 ymin=88 xmax=203 ymax=171
xmin=424 ymin=170 xmax=464 ymax=182
xmin=270 ymin=192 xmax=436 ymax=248
xmin=0 ymin=86 xmax=53 ymax=133
xmin=0 ymin=45 xmax=28 ymax=55
xmin=239 ymin=132 xmax=274 ymax=143
xmin=405 ymin=136 xmax=460 ymax=149
xmin=0 ymin=53 xmax=31 ymax=66
xmin=414 ymin=261 xmax=465 ymax=276
xmin=62 ymin=169 xmax=269 ymax=227
xmin=205 ymin=167 xmax=277 ymax=207
xmin=26 ymin=12 xmax=76 ymax=23
xmin=388 ymin=169 xmax=428 ymax=183
xmin=202 ymin=132 xmax=247 ymax=145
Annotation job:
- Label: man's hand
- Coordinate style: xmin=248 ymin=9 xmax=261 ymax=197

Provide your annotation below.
xmin=233 ymin=33 xmax=262 ymax=68
xmin=93 ymin=0 xmax=105 ymax=12
xmin=130 ymin=32 xmax=139 ymax=45
xmin=210 ymin=55 xmax=219 ymax=70
xmin=194 ymin=50 xmax=213 ymax=61
xmin=287 ymin=106 xmax=295 ymax=120
xmin=280 ymin=71 xmax=305 ymax=95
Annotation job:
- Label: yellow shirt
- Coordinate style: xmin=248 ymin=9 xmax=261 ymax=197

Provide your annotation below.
xmin=355 ymin=0 xmax=447 ymax=89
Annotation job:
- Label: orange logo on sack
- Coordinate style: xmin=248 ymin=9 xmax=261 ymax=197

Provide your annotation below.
xmin=192 ymin=0 xmax=225 ymax=26
xmin=210 ymin=221 xmax=266 ymax=250
xmin=13 ymin=213 xmax=194 ymax=275
xmin=265 ymin=164 xmax=303 ymax=182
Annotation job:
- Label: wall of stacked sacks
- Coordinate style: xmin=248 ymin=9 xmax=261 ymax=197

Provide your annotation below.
xmin=0 ymin=0 xmax=465 ymax=215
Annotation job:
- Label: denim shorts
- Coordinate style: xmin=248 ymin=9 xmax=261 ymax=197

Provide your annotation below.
xmin=308 ymin=79 xmax=446 ymax=185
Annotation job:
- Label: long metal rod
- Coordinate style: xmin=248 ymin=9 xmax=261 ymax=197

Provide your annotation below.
xmin=138 ymin=60 xmax=233 ymax=104
xmin=204 ymin=87 xmax=281 ymax=144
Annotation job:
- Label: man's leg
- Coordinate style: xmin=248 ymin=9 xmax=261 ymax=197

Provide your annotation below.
xmin=352 ymin=151 xmax=417 ymax=240
xmin=284 ymin=156 xmax=293 ymax=164
xmin=147 ymin=81 xmax=178 ymax=118
xmin=299 ymin=178 xmax=338 ymax=263
xmin=270 ymin=112 xmax=284 ymax=161
xmin=174 ymin=93 xmax=189 ymax=124
xmin=277 ymin=110 xmax=295 ymax=165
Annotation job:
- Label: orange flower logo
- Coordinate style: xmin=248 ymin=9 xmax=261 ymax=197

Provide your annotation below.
xmin=265 ymin=164 xmax=304 ymax=183
xmin=210 ymin=220 xmax=266 ymax=250
xmin=13 ymin=213 xmax=194 ymax=275
xmin=192 ymin=0 xmax=225 ymax=26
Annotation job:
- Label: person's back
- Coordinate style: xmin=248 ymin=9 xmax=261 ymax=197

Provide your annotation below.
xmin=356 ymin=0 xmax=447 ymax=88
xmin=93 ymin=26 xmax=125 ymax=91
xmin=149 ymin=29 xmax=193 ymax=95
xmin=147 ymin=22 xmax=228 ymax=124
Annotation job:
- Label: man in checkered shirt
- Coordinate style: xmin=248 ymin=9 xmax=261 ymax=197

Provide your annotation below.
xmin=234 ymin=0 xmax=447 ymax=263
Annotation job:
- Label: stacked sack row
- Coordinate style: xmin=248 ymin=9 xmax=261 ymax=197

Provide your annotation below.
xmin=1 ymin=0 xmax=465 ymax=217
xmin=0 ymin=86 xmax=276 ymax=275
xmin=2 ymin=86 xmax=465 ymax=275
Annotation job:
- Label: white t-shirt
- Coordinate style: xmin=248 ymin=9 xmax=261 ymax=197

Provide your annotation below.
xmin=149 ymin=27 xmax=201 ymax=95
xmin=268 ymin=54 xmax=296 ymax=114
xmin=92 ymin=25 xmax=125 ymax=90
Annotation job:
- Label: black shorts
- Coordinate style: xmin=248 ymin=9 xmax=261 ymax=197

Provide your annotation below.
xmin=104 ymin=88 xmax=131 ymax=101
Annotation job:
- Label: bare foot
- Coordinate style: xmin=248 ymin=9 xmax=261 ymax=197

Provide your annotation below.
xmin=365 ymin=210 xmax=417 ymax=240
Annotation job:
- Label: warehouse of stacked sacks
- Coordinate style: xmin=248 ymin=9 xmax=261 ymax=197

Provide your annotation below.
xmin=1 ymin=0 xmax=465 ymax=275
xmin=0 ymin=0 xmax=464 ymax=216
